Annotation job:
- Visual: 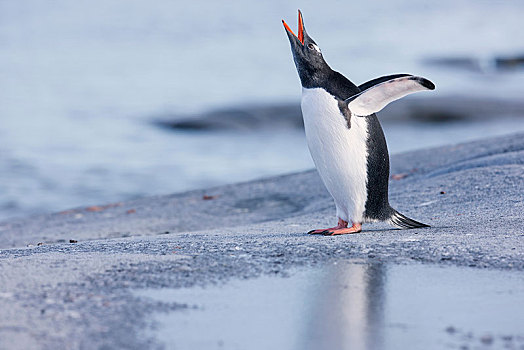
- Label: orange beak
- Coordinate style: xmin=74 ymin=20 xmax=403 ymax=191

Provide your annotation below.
xmin=282 ymin=10 xmax=304 ymax=45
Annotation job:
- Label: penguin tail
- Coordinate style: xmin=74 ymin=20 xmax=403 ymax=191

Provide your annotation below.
xmin=389 ymin=209 xmax=430 ymax=229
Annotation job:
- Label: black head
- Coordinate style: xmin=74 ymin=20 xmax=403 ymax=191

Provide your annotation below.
xmin=283 ymin=10 xmax=331 ymax=88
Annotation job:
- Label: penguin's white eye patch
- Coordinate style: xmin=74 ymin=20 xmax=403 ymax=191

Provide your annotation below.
xmin=308 ymin=43 xmax=321 ymax=53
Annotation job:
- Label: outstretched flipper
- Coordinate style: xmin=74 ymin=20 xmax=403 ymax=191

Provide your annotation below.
xmin=346 ymin=75 xmax=435 ymax=117
xmin=358 ymin=73 xmax=412 ymax=91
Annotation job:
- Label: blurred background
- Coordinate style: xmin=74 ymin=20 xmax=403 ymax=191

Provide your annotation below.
xmin=1 ymin=0 xmax=523 ymax=221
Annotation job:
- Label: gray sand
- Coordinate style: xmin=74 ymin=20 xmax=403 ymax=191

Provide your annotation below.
xmin=0 ymin=132 xmax=523 ymax=349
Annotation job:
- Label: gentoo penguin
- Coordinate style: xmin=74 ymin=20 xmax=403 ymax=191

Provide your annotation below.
xmin=283 ymin=11 xmax=434 ymax=235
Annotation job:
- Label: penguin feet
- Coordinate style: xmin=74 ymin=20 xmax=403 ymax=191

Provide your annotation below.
xmin=323 ymin=222 xmax=362 ymax=236
xmin=308 ymin=219 xmax=362 ymax=235
xmin=308 ymin=217 xmax=347 ymax=234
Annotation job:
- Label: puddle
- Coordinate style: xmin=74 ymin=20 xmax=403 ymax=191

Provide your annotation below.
xmin=138 ymin=262 xmax=524 ymax=350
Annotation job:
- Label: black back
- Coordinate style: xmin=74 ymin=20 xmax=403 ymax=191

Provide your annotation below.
xmin=361 ymin=114 xmax=393 ymax=220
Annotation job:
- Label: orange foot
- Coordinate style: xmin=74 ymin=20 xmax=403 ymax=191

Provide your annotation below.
xmin=308 ymin=219 xmax=362 ymax=236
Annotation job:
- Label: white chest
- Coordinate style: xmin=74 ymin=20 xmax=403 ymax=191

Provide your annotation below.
xmin=300 ymin=87 xmax=369 ymax=222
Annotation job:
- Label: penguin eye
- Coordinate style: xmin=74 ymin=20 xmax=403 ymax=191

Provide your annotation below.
xmin=308 ymin=43 xmax=320 ymax=53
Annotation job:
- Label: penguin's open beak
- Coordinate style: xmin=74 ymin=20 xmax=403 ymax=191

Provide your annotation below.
xmin=282 ymin=10 xmax=304 ymax=46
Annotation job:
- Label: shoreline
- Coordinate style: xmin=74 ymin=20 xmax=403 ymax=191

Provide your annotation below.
xmin=1 ymin=131 xmax=522 ymax=265
xmin=2 ymin=94 xmax=524 ymax=223
xmin=0 ymin=132 xmax=523 ymax=348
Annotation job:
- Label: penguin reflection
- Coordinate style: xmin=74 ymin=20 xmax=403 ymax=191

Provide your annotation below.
xmin=299 ymin=262 xmax=386 ymax=350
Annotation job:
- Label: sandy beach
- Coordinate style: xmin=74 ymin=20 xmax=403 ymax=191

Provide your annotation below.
xmin=0 ymin=132 xmax=523 ymax=349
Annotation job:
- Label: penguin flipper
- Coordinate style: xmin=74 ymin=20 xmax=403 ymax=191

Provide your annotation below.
xmin=389 ymin=209 xmax=430 ymax=229
xmin=358 ymin=73 xmax=412 ymax=91
xmin=346 ymin=75 xmax=435 ymax=117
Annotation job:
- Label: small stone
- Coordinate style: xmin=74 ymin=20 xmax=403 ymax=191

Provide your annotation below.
xmin=86 ymin=206 xmax=103 ymax=212
xmin=480 ymin=334 xmax=493 ymax=345
xmin=391 ymin=173 xmax=408 ymax=180
xmin=445 ymin=326 xmax=456 ymax=334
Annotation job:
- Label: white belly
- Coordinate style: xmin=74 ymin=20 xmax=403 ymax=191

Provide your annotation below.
xmin=301 ymin=87 xmax=369 ymax=223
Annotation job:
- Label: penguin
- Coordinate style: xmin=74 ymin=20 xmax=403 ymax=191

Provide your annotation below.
xmin=283 ymin=10 xmax=434 ymax=235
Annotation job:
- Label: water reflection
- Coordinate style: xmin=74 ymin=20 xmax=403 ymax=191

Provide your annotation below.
xmin=137 ymin=262 xmax=524 ymax=350
xmin=302 ymin=262 xmax=386 ymax=350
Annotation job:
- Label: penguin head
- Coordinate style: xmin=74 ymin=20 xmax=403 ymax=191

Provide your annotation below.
xmin=283 ymin=10 xmax=329 ymax=87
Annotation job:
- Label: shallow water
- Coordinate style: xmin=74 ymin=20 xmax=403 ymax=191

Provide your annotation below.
xmin=139 ymin=261 xmax=524 ymax=350
xmin=1 ymin=0 xmax=524 ymax=220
